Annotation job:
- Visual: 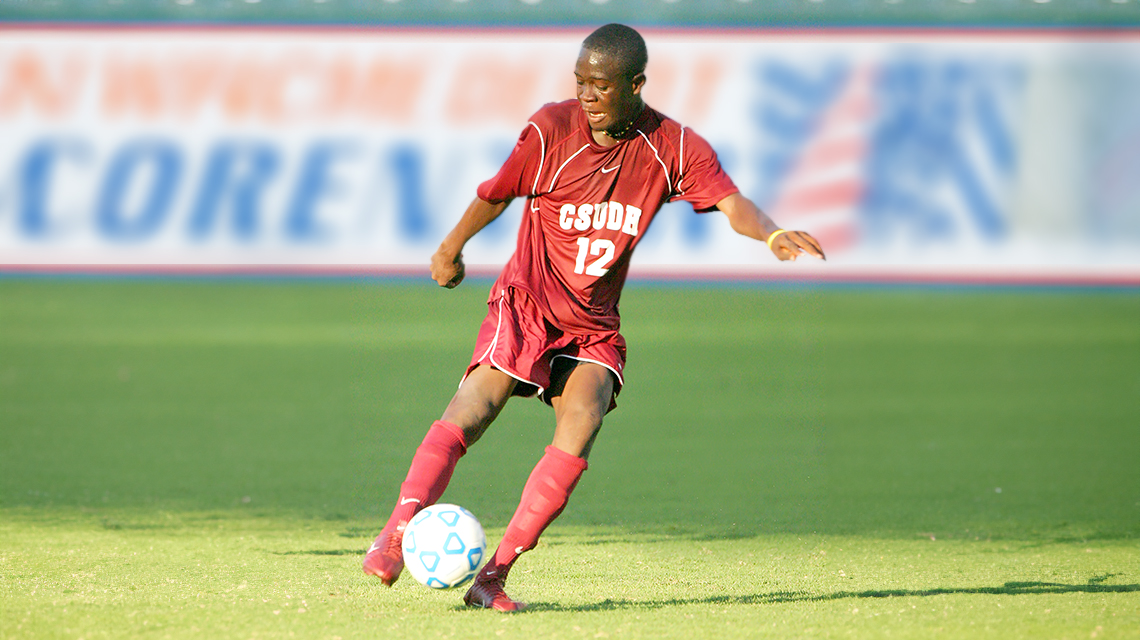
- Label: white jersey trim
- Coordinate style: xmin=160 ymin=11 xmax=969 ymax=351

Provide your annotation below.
xmin=473 ymin=293 xmax=502 ymax=364
xmin=636 ymin=130 xmax=673 ymax=194
xmin=527 ymin=121 xmax=545 ymax=197
xmin=678 ymin=127 xmax=686 ymax=195
xmin=548 ymin=144 xmax=591 ymax=192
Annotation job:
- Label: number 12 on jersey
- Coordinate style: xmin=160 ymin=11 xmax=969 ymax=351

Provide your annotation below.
xmin=574 ymin=237 xmax=616 ymax=277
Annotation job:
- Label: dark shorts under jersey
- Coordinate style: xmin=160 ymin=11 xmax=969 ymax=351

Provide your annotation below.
xmin=463 ymin=286 xmax=625 ymax=412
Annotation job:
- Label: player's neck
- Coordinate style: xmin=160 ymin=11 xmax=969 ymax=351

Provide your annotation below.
xmin=593 ymin=103 xmax=645 ymax=147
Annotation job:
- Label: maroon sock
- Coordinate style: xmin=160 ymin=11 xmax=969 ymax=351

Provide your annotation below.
xmin=491 ymin=445 xmax=588 ymax=569
xmin=383 ymin=421 xmax=467 ymax=533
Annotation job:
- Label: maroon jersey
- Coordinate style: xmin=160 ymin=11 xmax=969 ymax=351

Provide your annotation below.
xmin=477 ymin=100 xmax=738 ymax=334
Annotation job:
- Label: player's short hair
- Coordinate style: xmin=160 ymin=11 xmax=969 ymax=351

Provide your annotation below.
xmin=582 ymin=24 xmax=648 ymax=80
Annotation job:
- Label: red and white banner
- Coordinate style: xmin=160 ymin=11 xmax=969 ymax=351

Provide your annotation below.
xmin=2 ymin=28 xmax=1139 ymax=282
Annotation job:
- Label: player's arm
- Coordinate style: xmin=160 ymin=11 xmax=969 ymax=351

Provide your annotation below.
xmin=430 ymin=197 xmax=513 ymax=288
xmin=716 ymin=192 xmax=825 ymax=262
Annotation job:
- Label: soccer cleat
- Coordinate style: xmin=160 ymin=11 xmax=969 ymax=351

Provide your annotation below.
xmin=463 ymin=562 xmax=526 ymax=612
xmin=362 ymin=524 xmax=405 ymax=586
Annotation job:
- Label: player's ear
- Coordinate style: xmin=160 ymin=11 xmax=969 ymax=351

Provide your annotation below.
xmin=630 ymin=72 xmax=646 ymax=96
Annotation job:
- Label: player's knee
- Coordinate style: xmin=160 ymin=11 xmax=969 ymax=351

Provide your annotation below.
xmin=553 ymin=402 xmax=604 ymax=459
xmin=441 ymin=395 xmax=505 ymax=444
xmin=556 ymin=398 xmax=605 ymax=435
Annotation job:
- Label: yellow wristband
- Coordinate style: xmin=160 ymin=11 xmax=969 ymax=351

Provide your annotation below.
xmin=766 ymin=229 xmax=789 ymax=250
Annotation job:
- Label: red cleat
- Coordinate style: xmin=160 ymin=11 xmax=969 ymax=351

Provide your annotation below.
xmin=463 ymin=562 xmax=526 ymax=612
xmin=362 ymin=524 xmax=405 ymax=586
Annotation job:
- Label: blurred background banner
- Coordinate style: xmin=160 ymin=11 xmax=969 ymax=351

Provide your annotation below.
xmin=2 ymin=28 xmax=1139 ymax=280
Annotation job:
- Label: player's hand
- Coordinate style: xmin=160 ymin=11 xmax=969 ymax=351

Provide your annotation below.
xmin=431 ymin=247 xmax=466 ymax=288
xmin=769 ymin=230 xmax=826 ymax=262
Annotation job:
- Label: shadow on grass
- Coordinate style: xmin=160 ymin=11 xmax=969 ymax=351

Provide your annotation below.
xmin=524 ymin=580 xmax=1140 ymax=613
xmin=99 ymin=518 xmax=168 ymax=531
xmin=273 ymin=549 xmax=361 ymax=556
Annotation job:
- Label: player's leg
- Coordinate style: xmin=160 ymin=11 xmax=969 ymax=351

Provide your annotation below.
xmin=465 ymin=362 xmax=614 ymax=611
xmin=364 ymin=366 xmax=517 ymax=586
xmin=391 ymin=365 xmax=518 ymax=521
xmin=548 ymin=362 xmax=614 ymax=459
xmin=440 ymin=365 xmax=519 ymax=446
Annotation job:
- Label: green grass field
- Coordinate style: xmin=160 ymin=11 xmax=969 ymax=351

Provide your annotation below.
xmin=1 ymin=279 xmax=1138 ymax=639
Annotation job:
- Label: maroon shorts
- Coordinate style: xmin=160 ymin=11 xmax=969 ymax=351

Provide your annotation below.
xmin=463 ymin=286 xmax=626 ymax=411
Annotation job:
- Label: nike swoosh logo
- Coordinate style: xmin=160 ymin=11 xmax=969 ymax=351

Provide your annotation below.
xmin=514 ymin=546 xmax=525 ymax=555
xmin=399 ymin=497 xmax=421 ymax=505
xmin=601 ymin=165 xmax=620 ymax=174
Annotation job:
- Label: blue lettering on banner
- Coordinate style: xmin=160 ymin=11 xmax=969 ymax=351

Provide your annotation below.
xmin=96 ymin=139 xmax=183 ymax=241
xmin=285 ymin=140 xmax=355 ymax=242
xmin=19 ymin=138 xmax=90 ymax=238
xmin=388 ymin=143 xmax=432 ymax=242
xmin=8 ymin=137 xmax=459 ymax=244
xmin=188 ymin=140 xmax=280 ymax=241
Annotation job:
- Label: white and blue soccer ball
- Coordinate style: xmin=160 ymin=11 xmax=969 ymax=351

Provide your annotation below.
xmin=402 ymin=504 xmax=486 ymax=589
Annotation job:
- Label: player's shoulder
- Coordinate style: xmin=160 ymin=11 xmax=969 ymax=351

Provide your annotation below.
xmin=638 ymin=106 xmax=706 ymax=155
xmin=642 ymin=106 xmax=685 ymax=137
xmin=642 ymin=107 xmax=702 ymax=147
xmin=527 ymin=99 xmax=579 ymax=136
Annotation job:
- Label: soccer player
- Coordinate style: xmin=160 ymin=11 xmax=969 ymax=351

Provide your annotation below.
xmin=363 ymin=23 xmax=825 ymax=611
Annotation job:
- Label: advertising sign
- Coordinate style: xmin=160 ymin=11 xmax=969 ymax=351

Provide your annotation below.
xmin=2 ymin=29 xmax=1138 ymax=281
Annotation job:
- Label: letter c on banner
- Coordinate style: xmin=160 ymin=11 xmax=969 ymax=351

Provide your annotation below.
xmin=19 ymin=138 xmax=90 ymax=238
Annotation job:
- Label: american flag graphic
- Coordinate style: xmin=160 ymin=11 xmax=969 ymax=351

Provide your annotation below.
xmin=764 ymin=63 xmax=875 ymax=254
xmin=756 ymin=52 xmax=1022 ymax=258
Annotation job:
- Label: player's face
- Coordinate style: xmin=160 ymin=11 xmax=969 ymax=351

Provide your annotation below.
xmin=574 ymin=48 xmax=645 ymax=135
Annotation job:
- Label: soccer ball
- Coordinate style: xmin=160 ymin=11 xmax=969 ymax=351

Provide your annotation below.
xmin=402 ymin=504 xmax=487 ymax=589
